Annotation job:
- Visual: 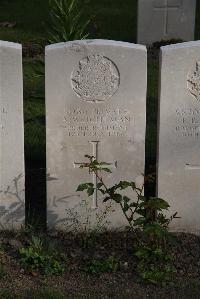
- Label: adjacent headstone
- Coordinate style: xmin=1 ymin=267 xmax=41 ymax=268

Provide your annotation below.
xmin=157 ymin=40 xmax=200 ymax=234
xmin=137 ymin=0 xmax=196 ymax=45
xmin=0 ymin=41 xmax=24 ymax=229
xmin=46 ymin=40 xmax=147 ymax=230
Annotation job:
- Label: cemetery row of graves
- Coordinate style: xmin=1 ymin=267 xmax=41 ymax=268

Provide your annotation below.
xmin=1 ymin=38 xmax=200 ymax=234
xmin=0 ymin=37 xmax=200 ymax=297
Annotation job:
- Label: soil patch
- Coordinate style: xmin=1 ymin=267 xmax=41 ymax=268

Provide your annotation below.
xmin=0 ymin=231 xmax=199 ymax=298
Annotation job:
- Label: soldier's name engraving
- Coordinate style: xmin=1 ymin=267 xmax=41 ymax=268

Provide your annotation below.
xmin=175 ymin=108 xmax=200 ymax=138
xmin=64 ymin=107 xmax=132 ymax=137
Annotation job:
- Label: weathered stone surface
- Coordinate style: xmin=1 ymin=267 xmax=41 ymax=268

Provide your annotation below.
xmin=0 ymin=41 xmax=24 ymax=229
xmin=157 ymin=40 xmax=200 ymax=234
xmin=46 ymin=40 xmax=147 ymax=230
xmin=137 ymin=0 xmax=196 ymax=45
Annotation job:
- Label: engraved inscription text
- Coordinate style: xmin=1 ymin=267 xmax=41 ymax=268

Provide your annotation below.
xmin=175 ymin=108 xmax=200 ymax=138
xmin=64 ymin=107 xmax=132 ymax=137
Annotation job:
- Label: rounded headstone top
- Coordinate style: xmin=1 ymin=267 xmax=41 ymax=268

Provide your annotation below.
xmin=0 ymin=40 xmax=21 ymax=49
xmin=45 ymin=39 xmax=147 ymax=51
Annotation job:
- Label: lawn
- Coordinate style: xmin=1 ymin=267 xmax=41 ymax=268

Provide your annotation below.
xmin=0 ymin=0 xmax=137 ymax=43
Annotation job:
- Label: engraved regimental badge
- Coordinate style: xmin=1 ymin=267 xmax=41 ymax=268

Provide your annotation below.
xmin=71 ymin=54 xmax=120 ymax=103
xmin=187 ymin=61 xmax=200 ymax=102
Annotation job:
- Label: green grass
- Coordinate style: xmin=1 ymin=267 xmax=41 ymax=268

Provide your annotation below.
xmin=0 ymin=0 xmax=49 ymax=42
xmin=86 ymin=0 xmax=137 ymax=42
xmin=0 ymin=0 xmax=137 ymax=43
xmin=23 ymin=59 xmax=45 ymax=163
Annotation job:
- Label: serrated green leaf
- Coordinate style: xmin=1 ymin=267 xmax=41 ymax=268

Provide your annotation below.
xmin=123 ymin=201 xmax=129 ymax=212
xmin=98 ymin=162 xmax=112 ymax=166
xmin=144 ymin=223 xmax=168 ymax=238
xmin=91 ymin=159 xmax=99 ymax=166
xmin=101 ymin=168 xmax=112 ymax=173
xmin=143 ymin=197 xmax=170 ymax=211
xmin=123 ymin=196 xmax=131 ymax=203
xmin=103 ymin=196 xmax=110 ymax=202
xmin=76 ymin=183 xmax=93 ymax=191
xmin=128 ymin=215 xmax=133 ymax=222
xmin=113 ymin=194 xmax=122 ymax=203
xmin=87 ymin=187 xmax=94 ymax=196
xmin=76 ymin=183 xmax=88 ymax=191
xmin=131 ymin=182 xmax=136 ymax=189
xmin=138 ymin=194 xmax=146 ymax=201
xmin=129 ymin=202 xmax=138 ymax=208
xmin=98 ymin=188 xmax=106 ymax=194
xmin=118 ymin=181 xmax=132 ymax=189
xmin=133 ymin=217 xmax=146 ymax=226
xmin=97 ymin=182 xmax=103 ymax=188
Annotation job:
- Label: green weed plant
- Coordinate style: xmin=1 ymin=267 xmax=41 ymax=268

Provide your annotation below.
xmin=48 ymin=0 xmax=91 ymax=43
xmin=85 ymin=256 xmax=119 ymax=274
xmin=77 ymin=155 xmax=179 ymax=284
xmin=19 ymin=236 xmax=65 ymax=276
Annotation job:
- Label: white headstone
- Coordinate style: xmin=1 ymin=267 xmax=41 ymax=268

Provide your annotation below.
xmin=0 ymin=41 xmax=24 ymax=229
xmin=157 ymin=40 xmax=200 ymax=235
xmin=137 ymin=0 xmax=196 ymax=45
xmin=46 ymin=40 xmax=147 ymax=230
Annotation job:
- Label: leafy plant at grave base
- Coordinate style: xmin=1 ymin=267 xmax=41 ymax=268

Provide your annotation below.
xmin=77 ymin=155 xmax=180 ymax=284
xmin=65 ymin=196 xmax=114 ymax=249
xmin=48 ymin=0 xmax=91 ymax=43
xmin=19 ymin=235 xmax=65 ymax=276
xmin=84 ymin=256 xmax=119 ymax=274
xmin=135 ymin=246 xmax=173 ymax=284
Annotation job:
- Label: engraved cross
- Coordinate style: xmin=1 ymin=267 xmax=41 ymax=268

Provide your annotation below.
xmin=154 ymin=0 xmax=181 ymax=35
xmin=74 ymin=141 xmax=117 ymax=209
